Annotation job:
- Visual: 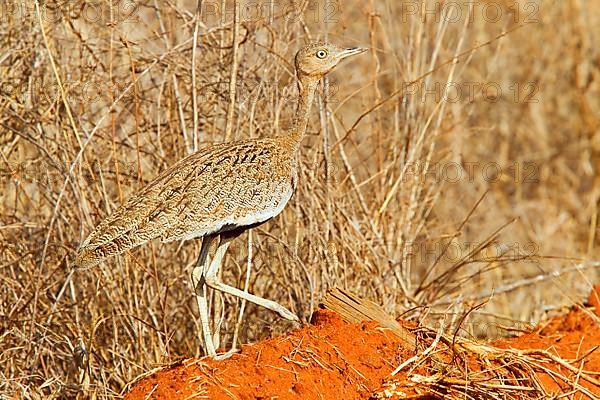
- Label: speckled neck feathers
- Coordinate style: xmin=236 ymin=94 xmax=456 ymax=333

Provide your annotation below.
xmin=282 ymin=75 xmax=319 ymax=150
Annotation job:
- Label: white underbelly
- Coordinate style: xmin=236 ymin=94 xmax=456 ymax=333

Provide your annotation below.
xmin=171 ymin=184 xmax=294 ymax=242
xmin=231 ymin=184 xmax=293 ymax=226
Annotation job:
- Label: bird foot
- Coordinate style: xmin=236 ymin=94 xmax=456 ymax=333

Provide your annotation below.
xmin=213 ymin=347 xmax=241 ymax=360
xmin=277 ymin=306 xmax=300 ymax=322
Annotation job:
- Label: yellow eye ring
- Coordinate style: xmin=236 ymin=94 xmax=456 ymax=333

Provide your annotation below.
xmin=316 ymin=50 xmax=328 ymax=59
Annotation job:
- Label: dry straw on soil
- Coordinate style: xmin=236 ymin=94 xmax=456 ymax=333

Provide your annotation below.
xmin=123 ymin=287 xmax=600 ymax=399
xmin=1 ymin=0 xmax=599 ymax=398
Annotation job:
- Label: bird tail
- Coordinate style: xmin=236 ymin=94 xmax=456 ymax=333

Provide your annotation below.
xmin=72 ymin=247 xmax=104 ymax=270
xmin=72 ymin=231 xmax=149 ymax=270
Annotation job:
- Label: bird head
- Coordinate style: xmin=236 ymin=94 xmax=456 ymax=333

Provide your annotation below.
xmin=294 ymin=42 xmax=367 ymax=79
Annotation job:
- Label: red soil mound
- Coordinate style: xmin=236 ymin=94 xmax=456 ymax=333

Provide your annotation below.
xmin=125 ymin=286 xmax=600 ymax=399
xmin=125 ymin=311 xmax=418 ymax=399
xmin=493 ymin=284 xmax=600 ymax=397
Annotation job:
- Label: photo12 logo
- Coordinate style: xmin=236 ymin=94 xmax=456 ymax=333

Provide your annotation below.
xmin=404 ymin=240 xmax=539 ymax=264
xmin=1 ymin=1 xmax=139 ymax=24
xmin=403 ymin=161 xmax=540 ymax=184
xmin=200 ymin=1 xmax=339 ymax=24
xmin=400 ymin=1 xmax=540 ymax=24
xmin=403 ymin=81 xmax=539 ymax=104
xmin=31 ymin=77 xmax=127 ymax=107
xmin=194 ymin=78 xmax=346 ymax=105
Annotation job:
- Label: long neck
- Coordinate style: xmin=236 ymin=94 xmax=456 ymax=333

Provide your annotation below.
xmin=284 ymin=75 xmax=319 ymax=148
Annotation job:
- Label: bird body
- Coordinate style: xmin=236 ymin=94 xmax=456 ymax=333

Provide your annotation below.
xmin=76 ymin=136 xmax=299 ymax=269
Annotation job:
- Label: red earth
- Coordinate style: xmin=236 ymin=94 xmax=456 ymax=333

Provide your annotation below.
xmin=125 ymin=286 xmax=600 ymax=399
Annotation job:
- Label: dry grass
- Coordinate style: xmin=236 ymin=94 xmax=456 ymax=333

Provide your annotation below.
xmin=1 ymin=0 xmax=599 ymax=398
xmin=374 ymin=335 xmax=597 ymax=400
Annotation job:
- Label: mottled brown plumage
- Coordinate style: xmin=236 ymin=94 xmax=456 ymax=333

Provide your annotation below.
xmin=75 ymin=138 xmax=298 ymax=269
xmin=74 ymin=42 xmax=366 ymax=358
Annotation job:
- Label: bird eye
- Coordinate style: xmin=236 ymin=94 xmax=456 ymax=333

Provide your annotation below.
xmin=316 ymin=50 xmax=328 ymax=59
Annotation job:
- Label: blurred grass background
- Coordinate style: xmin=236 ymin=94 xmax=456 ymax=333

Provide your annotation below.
xmin=1 ymin=0 xmax=599 ymax=398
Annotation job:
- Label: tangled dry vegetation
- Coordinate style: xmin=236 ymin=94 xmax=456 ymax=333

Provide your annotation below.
xmin=1 ymin=0 xmax=599 ymax=398
xmin=124 ymin=288 xmax=600 ymax=399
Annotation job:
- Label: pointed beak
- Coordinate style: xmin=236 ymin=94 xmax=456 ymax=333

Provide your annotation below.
xmin=340 ymin=47 xmax=368 ymax=59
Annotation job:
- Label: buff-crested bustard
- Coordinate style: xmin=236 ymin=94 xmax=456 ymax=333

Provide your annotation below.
xmin=74 ymin=42 xmax=367 ymax=358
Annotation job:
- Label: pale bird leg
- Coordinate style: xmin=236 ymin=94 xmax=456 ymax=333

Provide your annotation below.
xmin=192 ymin=234 xmax=217 ymax=357
xmin=213 ymin=347 xmax=240 ymax=361
xmin=205 ymin=234 xmax=300 ymax=322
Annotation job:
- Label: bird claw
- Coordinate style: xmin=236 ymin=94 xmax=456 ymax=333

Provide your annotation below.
xmin=213 ymin=348 xmax=241 ymax=360
xmin=279 ymin=308 xmax=300 ymax=322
